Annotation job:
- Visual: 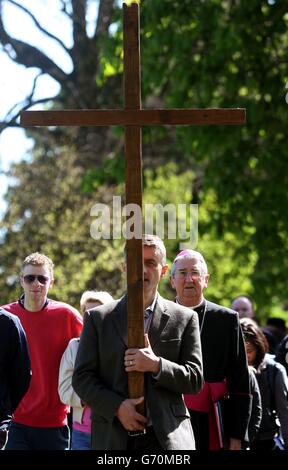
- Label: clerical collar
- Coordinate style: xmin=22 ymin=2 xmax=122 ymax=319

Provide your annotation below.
xmin=176 ymin=297 xmax=205 ymax=310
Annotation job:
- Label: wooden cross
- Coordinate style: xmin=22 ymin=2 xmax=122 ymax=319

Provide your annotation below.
xmin=20 ymin=2 xmax=245 ymax=414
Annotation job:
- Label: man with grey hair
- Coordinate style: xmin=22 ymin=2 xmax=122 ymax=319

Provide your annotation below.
xmin=73 ymin=235 xmax=203 ymax=450
xmin=170 ymin=249 xmax=251 ymax=451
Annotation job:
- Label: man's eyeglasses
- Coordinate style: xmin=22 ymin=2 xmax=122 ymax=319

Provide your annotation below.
xmin=23 ymin=275 xmax=49 ymax=285
xmin=174 ymin=270 xmax=203 ymax=280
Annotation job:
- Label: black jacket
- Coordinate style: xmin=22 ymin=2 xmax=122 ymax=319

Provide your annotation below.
xmin=0 ymin=308 xmax=31 ymax=426
xmin=276 ymin=334 xmax=288 ymax=375
xmin=194 ymin=300 xmax=251 ymax=440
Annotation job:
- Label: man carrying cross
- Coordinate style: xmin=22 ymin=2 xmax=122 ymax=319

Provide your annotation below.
xmin=72 ymin=234 xmax=203 ymax=450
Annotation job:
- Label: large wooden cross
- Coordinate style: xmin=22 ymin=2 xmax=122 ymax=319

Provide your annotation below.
xmin=21 ymin=2 xmax=245 ymax=414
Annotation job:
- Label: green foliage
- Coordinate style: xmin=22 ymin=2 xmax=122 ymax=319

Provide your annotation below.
xmin=139 ymin=0 xmax=288 ymax=318
xmin=1 ymin=0 xmax=288 ymax=323
xmin=81 ymin=152 xmax=125 ymax=192
xmin=0 ymin=146 xmax=125 ymax=307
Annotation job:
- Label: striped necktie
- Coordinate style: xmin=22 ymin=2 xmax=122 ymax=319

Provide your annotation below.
xmin=144 ymin=309 xmax=152 ymax=332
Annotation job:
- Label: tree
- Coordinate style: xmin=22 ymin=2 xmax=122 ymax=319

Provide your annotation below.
xmin=0 ymin=0 xmax=127 ymax=306
xmin=0 ymin=0 xmax=188 ymax=307
xmin=0 ymin=0 xmax=288 ymax=320
xmin=140 ymin=0 xmax=288 ymax=317
xmin=0 ymin=0 xmax=123 ymax=165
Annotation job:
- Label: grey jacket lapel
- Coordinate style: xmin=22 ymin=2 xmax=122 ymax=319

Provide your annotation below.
xmin=111 ymin=294 xmax=170 ymax=349
xmin=149 ymin=294 xmax=170 ymax=347
xmin=111 ymin=295 xmax=128 ymax=347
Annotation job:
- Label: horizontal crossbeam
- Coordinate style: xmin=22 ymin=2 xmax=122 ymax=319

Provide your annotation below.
xmin=21 ymin=108 xmax=245 ymax=127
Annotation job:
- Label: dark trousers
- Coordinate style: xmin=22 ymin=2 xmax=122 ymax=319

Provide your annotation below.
xmin=189 ymin=409 xmax=209 ymax=451
xmin=5 ymin=422 xmax=70 ymax=450
xmin=250 ymin=438 xmax=277 ymax=451
xmin=127 ymin=426 xmax=162 ymax=451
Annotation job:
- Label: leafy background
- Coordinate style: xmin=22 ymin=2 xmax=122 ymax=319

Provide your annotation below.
xmin=0 ymin=0 xmax=287 ymax=323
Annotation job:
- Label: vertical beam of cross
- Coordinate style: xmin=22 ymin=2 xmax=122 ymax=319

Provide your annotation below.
xmin=123 ymin=3 xmax=145 ymax=412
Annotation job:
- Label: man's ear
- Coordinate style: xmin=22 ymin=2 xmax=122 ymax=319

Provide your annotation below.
xmin=49 ymin=278 xmax=54 ymax=288
xmin=161 ymin=264 xmax=169 ymax=278
xmin=203 ymin=273 xmax=210 ymax=288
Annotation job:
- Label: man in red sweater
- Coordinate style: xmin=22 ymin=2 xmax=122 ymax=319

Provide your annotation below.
xmin=2 ymin=252 xmax=83 ymax=450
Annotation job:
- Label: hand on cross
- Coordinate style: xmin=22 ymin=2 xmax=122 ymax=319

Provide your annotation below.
xmin=124 ymin=334 xmax=160 ymax=374
xmin=116 ymin=396 xmax=148 ymax=432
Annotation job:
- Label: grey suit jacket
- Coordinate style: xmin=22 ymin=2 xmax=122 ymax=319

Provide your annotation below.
xmin=72 ymin=294 xmax=203 ymax=450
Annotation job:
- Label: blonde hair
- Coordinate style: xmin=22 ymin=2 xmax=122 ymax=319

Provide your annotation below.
xmin=80 ymin=290 xmax=114 ymax=314
xmin=21 ymin=252 xmax=54 ymax=277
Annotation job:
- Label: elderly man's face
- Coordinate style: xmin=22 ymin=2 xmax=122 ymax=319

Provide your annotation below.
xmin=170 ymin=258 xmax=209 ymax=307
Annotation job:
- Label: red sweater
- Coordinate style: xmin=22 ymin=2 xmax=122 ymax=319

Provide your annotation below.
xmin=1 ymin=300 xmax=83 ymax=427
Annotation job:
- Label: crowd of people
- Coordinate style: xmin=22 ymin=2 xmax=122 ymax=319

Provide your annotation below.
xmin=0 ymin=237 xmax=287 ymax=451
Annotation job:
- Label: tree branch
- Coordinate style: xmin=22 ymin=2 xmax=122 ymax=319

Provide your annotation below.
xmin=59 ymin=0 xmax=73 ymax=20
xmin=1 ymin=71 xmax=60 ymax=133
xmin=95 ymin=0 xmax=115 ymax=39
xmin=0 ymin=120 xmax=22 ymax=130
xmin=4 ymin=71 xmax=43 ymax=121
xmin=0 ymin=96 xmax=62 ymax=132
xmin=0 ymin=2 xmax=91 ymax=108
xmin=0 ymin=28 xmax=69 ymax=84
xmin=71 ymin=0 xmax=87 ymax=47
xmin=5 ymin=72 xmax=63 ymax=122
xmin=6 ymin=0 xmax=71 ymax=53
